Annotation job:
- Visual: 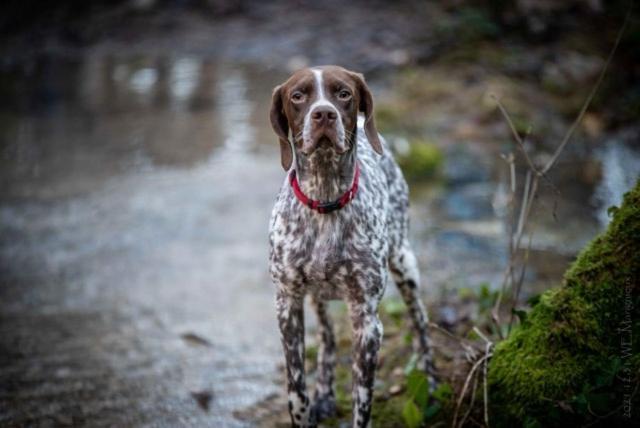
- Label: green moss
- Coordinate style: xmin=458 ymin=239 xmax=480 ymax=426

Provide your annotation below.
xmin=488 ymin=180 xmax=640 ymax=426
xmin=305 ymin=344 xmax=318 ymax=365
xmin=371 ymin=395 xmax=407 ymax=427
xmin=397 ymin=139 xmax=443 ymax=181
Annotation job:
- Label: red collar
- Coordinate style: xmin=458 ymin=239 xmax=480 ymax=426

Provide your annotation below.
xmin=289 ymin=164 xmax=360 ymax=214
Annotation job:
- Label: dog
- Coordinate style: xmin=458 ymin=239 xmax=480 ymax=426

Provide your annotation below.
xmin=268 ymin=65 xmax=436 ymax=427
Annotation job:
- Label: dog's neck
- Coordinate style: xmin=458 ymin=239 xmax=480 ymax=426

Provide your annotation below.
xmin=295 ymin=145 xmax=357 ymax=202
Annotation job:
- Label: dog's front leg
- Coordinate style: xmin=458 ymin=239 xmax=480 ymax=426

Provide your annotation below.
xmin=276 ymin=290 xmax=315 ymax=427
xmin=310 ymin=296 xmax=337 ymax=420
xmin=348 ymin=295 xmax=383 ymax=428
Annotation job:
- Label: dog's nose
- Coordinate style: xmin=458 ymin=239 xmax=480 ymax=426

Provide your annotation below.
xmin=311 ymin=107 xmax=337 ymax=125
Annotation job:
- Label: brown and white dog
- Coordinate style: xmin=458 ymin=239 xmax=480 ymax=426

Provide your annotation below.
xmin=268 ymin=66 xmax=436 ymax=427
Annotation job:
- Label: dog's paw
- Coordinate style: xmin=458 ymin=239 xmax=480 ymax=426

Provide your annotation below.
xmin=313 ymin=394 xmax=337 ymax=421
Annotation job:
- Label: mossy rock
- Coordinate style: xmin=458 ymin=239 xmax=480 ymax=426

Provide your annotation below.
xmin=397 ymin=140 xmax=443 ymax=181
xmin=488 ymin=180 xmax=640 ymax=426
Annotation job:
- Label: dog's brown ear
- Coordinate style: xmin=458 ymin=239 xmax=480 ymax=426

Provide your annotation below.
xmin=270 ymin=85 xmax=293 ymax=170
xmin=350 ymin=72 xmax=382 ymax=155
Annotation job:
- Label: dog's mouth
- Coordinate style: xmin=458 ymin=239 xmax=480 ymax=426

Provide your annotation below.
xmin=317 ymin=135 xmax=334 ymax=148
xmin=301 ymin=129 xmax=346 ymax=155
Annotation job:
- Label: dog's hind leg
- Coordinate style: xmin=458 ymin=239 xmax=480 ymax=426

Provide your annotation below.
xmin=276 ymin=290 xmax=315 ymax=427
xmin=310 ymin=296 xmax=337 ymax=420
xmin=389 ymin=241 xmax=438 ymax=390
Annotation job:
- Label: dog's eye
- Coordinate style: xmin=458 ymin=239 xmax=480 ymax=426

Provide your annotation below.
xmin=337 ymin=90 xmax=351 ymax=100
xmin=291 ymin=91 xmax=305 ymax=103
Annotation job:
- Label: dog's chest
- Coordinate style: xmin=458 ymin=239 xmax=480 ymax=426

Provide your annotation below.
xmin=293 ymin=210 xmax=349 ymax=280
xmin=272 ymin=201 xmax=386 ymax=282
xmin=269 ymin=157 xmax=392 ymax=292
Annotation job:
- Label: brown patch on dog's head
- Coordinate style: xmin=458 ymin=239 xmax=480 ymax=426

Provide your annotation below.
xmin=269 ymin=66 xmax=381 ymax=171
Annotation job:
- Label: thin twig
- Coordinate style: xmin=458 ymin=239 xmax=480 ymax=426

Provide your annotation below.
xmin=452 ymin=352 xmax=493 ymax=428
xmin=429 ymin=321 xmax=480 ymax=361
xmin=542 ymin=5 xmax=631 ymax=175
xmin=458 ymin=368 xmax=479 ymax=428
xmin=472 ymin=327 xmax=494 ymax=427
xmin=429 ymin=321 xmax=466 ymax=344
xmin=492 ymin=95 xmax=561 ymax=206
xmin=508 ymin=223 xmax=536 ymax=333
xmin=515 ymin=170 xmax=532 ymax=242
xmin=491 ymin=153 xmax=517 ymax=335
xmin=491 ymin=97 xmax=539 ymax=174
xmin=472 ymin=326 xmax=492 ymax=346
xmin=483 ymin=341 xmax=490 ymax=427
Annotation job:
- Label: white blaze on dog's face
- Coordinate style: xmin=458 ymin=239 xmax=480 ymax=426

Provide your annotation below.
xmin=269 ymin=65 xmax=383 ymax=171
xmin=301 ymin=68 xmax=348 ymax=155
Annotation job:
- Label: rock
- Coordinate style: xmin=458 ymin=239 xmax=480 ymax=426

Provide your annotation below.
xmin=389 ymin=384 xmax=403 ymax=396
xmin=392 ymin=367 xmax=404 ymax=378
xmin=180 ymin=332 xmax=212 ymax=347
xmin=438 ymin=305 xmax=458 ymax=327
xmin=191 ymin=390 xmax=214 ymax=412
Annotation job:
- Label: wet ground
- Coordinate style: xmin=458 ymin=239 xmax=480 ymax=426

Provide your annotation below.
xmin=1 ymin=4 xmax=640 ymax=427
xmin=0 ymin=58 xmax=289 ymax=427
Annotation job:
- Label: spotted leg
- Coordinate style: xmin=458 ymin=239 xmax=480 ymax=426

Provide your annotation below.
xmin=310 ymin=296 xmax=337 ymax=420
xmin=389 ymin=242 xmax=438 ymax=390
xmin=276 ymin=290 xmax=315 ymax=427
xmin=348 ymin=291 xmax=383 ymax=428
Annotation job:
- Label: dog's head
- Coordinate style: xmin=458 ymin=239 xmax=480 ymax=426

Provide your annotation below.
xmin=269 ymin=65 xmax=382 ymax=171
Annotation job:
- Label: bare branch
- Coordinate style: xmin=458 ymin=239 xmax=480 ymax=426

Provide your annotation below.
xmin=541 ymin=5 xmax=631 ymax=174
xmin=429 ymin=321 xmax=480 ymax=361
xmin=483 ymin=341 xmax=491 ymax=427
xmin=515 ymin=170 xmax=533 ymax=243
xmin=472 ymin=326 xmax=492 ymax=346
xmin=492 ymin=96 xmax=539 ymax=175
xmin=453 ymin=353 xmax=492 ymax=428
xmin=458 ymin=369 xmax=479 ymax=428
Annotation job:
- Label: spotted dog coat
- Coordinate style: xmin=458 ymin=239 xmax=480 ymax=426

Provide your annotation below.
xmin=268 ymin=66 xmax=436 ymax=427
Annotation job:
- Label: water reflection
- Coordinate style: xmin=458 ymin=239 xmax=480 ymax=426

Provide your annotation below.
xmin=215 ymin=67 xmax=256 ymax=159
xmin=594 ymin=135 xmax=640 ymax=226
xmin=129 ymin=67 xmax=158 ymax=94
xmin=0 ymin=55 xmax=286 ymax=202
xmin=170 ymin=57 xmax=200 ymax=102
xmin=1 ymin=53 xmax=286 ymax=427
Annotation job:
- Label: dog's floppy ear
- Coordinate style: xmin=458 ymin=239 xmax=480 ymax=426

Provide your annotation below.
xmin=270 ymin=85 xmax=293 ymax=171
xmin=349 ymin=72 xmax=382 ymax=155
